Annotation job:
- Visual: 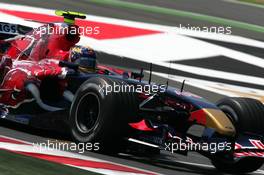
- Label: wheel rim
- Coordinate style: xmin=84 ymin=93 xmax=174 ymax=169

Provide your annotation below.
xmin=75 ymin=92 xmax=100 ymax=134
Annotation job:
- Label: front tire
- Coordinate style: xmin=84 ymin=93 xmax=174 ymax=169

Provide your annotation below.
xmin=69 ymin=77 xmax=138 ymax=153
xmin=212 ymin=157 xmax=264 ymax=174
xmin=211 ymin=97 xmax=264 ymax=173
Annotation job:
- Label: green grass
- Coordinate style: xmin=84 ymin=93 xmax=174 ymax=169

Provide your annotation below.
xmin=239 ymin=0 xmax=264 ymax=5
xmin=0 ymin=150 xmax=101 ymax=175
xmin=88 ymin=0 xmax=264 ymax=33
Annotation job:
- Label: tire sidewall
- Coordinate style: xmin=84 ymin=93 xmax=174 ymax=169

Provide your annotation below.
xmin=69 ymin=78 xmax=117 ymax=143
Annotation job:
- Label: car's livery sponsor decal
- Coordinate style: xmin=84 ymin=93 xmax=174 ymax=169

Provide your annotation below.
xmin=0 ymin=23 xmax=17 ymax=34
xmin=234 ymin=139 xmax=264 ymax=158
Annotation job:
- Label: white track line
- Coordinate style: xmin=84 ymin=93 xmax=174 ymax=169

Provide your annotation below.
xmin=71 ymin=165 xmax=151 ymax=175
xmin=1 ymin=2 xmax=264 ymax=88
xmin=1 ymin=136 xmax=263 ymax=174
xmin=223 ymin=0 xmax=264 ymax=9
xmin=0 ymin=135 xmax=32 ymax=145
xmin=0 ymin=135 xmax=159 ymax=175
xmin=153 ymin=71 xmax=264 ymax=100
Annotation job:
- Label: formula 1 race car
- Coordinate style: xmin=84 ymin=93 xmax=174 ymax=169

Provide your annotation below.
xmin=0 ymin=10 xmax=264 ymax=174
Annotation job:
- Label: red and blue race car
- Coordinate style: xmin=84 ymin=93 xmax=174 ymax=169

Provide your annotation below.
xmin=0 ymin=10 xmax=264 ymax=174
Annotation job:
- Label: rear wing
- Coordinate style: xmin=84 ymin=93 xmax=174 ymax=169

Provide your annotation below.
xmin=0 ymin=22 xmax=32 ymax=40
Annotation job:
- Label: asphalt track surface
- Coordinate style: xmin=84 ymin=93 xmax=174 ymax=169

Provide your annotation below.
xmin=0 ymin=0 xmax=264 ymax=175
xmin=0 ymin=0 xmax=263 ymax=40
xmin=124 ymin=0 xmax=264 ymax=26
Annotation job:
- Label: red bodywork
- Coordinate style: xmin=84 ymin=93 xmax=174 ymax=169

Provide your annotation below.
xmin=0 ymin=23 xmax=128 ymax=107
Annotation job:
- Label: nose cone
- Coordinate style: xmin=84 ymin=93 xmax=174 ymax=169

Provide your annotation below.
xmin=204 ymin=108 xmax=236 ymax=136
xmin=190 ymin=108 xmax=236 ymax=136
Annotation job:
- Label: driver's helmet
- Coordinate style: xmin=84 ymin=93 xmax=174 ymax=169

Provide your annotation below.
xmin=69 ymin=45 xmax=96 ymax=70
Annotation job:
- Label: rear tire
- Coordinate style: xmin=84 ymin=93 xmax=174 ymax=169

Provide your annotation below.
xmin=211 ymin=97 xmax=264 ymax=173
